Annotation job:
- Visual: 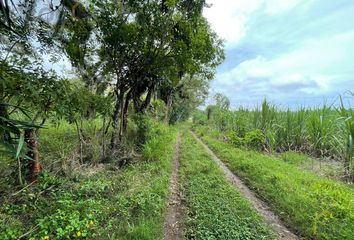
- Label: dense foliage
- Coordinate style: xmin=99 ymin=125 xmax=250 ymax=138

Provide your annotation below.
xmin=1 ymin=0 xmax=223 ymax=184
xmin=1 ymin=2 xmax=223 ymax=238
xmin=0 ymin=121 xmax=177 ymax=239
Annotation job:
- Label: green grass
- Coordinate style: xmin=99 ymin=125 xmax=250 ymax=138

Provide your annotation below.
xmin=180 ymin=132 xmax=274 ymax=239
xmin=279 ymin=151 xmax=310 ymax=166
xmin=39 ymin=121 xmax=81 ymax=171
xmin=198 ymin=133 xmax=354 ymax=240
xmin=0 ymin=122 xmax=177 ymax=240
xmin=278 ymin=151 xmax=344 ymax=180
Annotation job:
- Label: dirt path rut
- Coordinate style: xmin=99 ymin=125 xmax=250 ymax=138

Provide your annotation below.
xmin=191 ymin=132 xmax=299 ymax=240
xmin=163 ymin=133 xmax=184 ymax=240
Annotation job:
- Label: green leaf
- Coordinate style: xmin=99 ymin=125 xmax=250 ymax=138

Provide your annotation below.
xmin=0 ymin=124 xmax=21 ymax=134
xmin=16 ymin=133 xmax=25 ymax=159
xmin=0 ymin=117 xmax=43 ymax=129
xmin=0 ymin=103 xmax=33 ymax=120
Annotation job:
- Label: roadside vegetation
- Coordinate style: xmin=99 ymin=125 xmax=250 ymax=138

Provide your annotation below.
xmin=193 ymin=129 xmax=354 ymax=239
xmin=191 ymin=92 xmax=354 ymax=239
xmin=180 ymin=131 xmax=274 ymax=239
xmin=1 ymin=0 xmax=223 ymax=185
xmin=194 ymin=93 xmax=354 ymax=181
xmin=1 ymin=121 xmax=177 ymax=239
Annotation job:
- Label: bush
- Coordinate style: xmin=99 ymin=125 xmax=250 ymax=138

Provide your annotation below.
xmin=226 ymin=131 xmax=243 ymax=147
xmin=244 ymin=129 xmax=265 ymax=150
xmin=192 ymin=125 xmax=208 ymax=137
xmin=0 ymin=120 xmax=178 ymax=239
xmin=192 ymin=111 xmax=208 ymax=125
xmin=132 ymin=114 xmax=154 ymax=148
xmin=225 ymin=129 xmax=265 ymax=150
xmin=149 ymin=99 xmax=167 ymax=121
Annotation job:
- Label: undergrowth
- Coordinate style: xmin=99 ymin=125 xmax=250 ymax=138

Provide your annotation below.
xmin=0 ymin=121 xmax=177 ymax=240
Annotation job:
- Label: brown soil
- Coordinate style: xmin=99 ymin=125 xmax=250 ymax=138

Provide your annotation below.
xmin=163 ymin=133 xmax=185 ymax=240
xmin=191 ymin=131 xmax=299 ymax=240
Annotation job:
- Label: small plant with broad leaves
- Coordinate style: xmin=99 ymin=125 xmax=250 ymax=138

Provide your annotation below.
xmin=244 ymin=129 xmax=265 ymax=150
xmin=226 ymin=130 xmax=243 ymax=147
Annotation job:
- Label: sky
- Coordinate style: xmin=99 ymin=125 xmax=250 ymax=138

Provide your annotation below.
xmin=203 ymin=0 xmax=354 ymax=109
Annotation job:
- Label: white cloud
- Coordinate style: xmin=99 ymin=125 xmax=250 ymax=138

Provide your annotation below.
xmin=207 ymin=0 xmax=354 ymax=108
xmin=203 ymin=0 xmax=253 ymax=48
xmin=204 ymin=0 xmax=306 ymax=48
xmin=213 ymin=30 xmax=354 ymax=104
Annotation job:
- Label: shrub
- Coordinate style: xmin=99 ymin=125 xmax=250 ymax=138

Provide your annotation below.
xmin=226 ymin=130 xmax=243 ymax=147
xmin=192 ymin=111 xmax=208 ymax=125
xmin=244 ymin=129 xmax=265 ymax=150
xmin=132 ymin=114 xmax=153 ymax=148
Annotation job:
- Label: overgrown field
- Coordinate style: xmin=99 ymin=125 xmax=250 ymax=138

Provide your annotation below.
xmin=194 ymin=129 xmax=354 ymax=240
xmin=180 ymin=131 xmax=274 ymax=239
xmin=0 ymin=122 xmax=177 ymax=239
xmin=194 ymin=96 xmax=354 ymax=180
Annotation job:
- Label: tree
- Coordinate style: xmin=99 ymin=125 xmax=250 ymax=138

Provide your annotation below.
xmin=0 ymin=0 xmax=103 ymax=181
xmin=163 ymin=74 xmax=210 ymax=124
xmin=0 ymin=60 xmax=62 ymax=182
xmin=214 ymin=93 xmax=230 ymax=111
xmin=205 ymin=93 xmax=230 ymax=131
xmin=1 ymin=0 xmax=225 ymax=177
xmin=95 ymin=0 xmax=224 ymax=147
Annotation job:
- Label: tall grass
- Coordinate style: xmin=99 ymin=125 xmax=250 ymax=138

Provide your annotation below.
xmin=307 ymin=106 xmax=336 ymax=156
xmin=337 ymin=95 xmax=354 ymax=179
xmin=202 ymin=95 xmax=354 ymax=179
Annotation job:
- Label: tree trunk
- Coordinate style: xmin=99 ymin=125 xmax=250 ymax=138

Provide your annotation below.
xmin=84 ymin=74 xmax=99 ymax=119
xmin=24 ymin=129 xmax=42 ymax=183
xmin=101 ymin=118 xmax=106 ymax=159
xmin=110 ymin=89 xmax=125 ymax=149
xmin=0 ymin=102 xmax=11 ymax=142
xmin=140 ymin=85 xmax=154 ymax=112
xmin=165 ymin=95 xmax=172 ymax=123
xmin=121 ymin=89 xmax=133 ymax=137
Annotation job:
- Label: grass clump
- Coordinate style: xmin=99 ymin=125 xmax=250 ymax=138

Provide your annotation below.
xmin=199 ymin=134 xmax=354 ymax=240
xmin=180 ymin=132 xmax=274 ymax=239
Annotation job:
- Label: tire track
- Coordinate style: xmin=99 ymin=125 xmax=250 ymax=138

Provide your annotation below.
xmin=163 ymin=133 xmax=184 ymax=240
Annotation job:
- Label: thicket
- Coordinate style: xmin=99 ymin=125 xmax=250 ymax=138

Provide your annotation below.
xmin=0 ymin=0 xmax=223 ymax=186
xmin=0 ymin=121 xmax=177 ymax=239
xmin=1 ymin=2 xmax=223 ymax=239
